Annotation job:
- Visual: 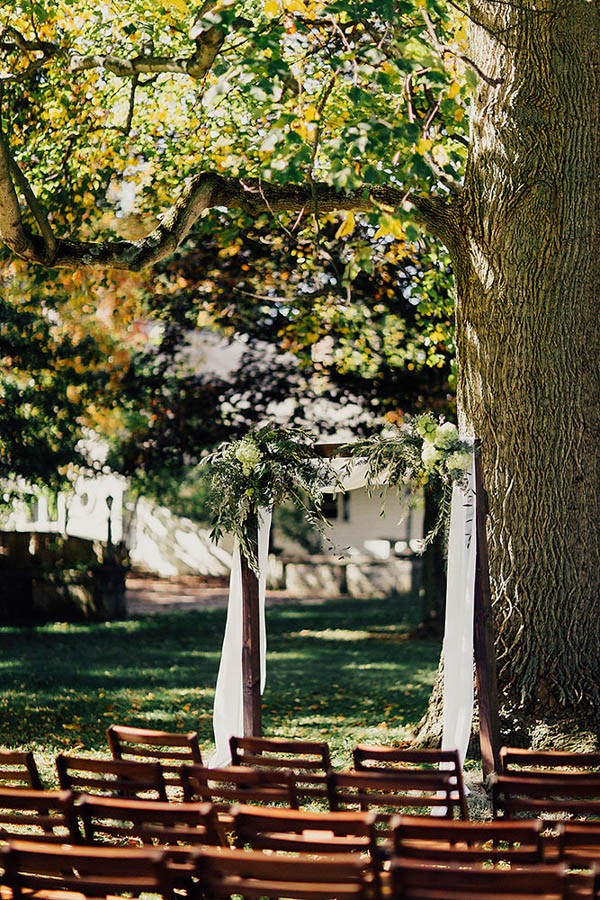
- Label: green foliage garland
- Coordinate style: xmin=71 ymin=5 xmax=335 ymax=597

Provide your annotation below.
xmin=202 ymin=423 xmax=339 ymax=572
xmin=345 ymin=413 xmax=474 ymax=549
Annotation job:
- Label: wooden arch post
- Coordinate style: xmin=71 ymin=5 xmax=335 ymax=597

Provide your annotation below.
xmin=473 ymin=440 xmax=502 ymax=775
xmin=240 ymin=512 xmax=262 ymax=737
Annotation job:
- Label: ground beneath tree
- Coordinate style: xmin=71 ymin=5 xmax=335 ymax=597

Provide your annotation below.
xmin=125 ymin=573 xmax=329 ymax=615
xmin=124 ymin=572 xmax=492 ymax=813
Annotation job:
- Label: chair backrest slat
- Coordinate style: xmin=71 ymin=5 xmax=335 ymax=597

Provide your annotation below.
xmin=390 ymin=858 xmax=573 ymax=899
xmin=230 ymin=736 xmax=331 ymax=802
xmin=194 ymin=846 xmax=371 ymax=899
xmin=231 ymin=804 xmax=383 ymax=898
xmin=0 ymin=751 xmax=43 ymax=791
xmin=180 ymin=764 xmax=299 ymax=815
xmin=327 ymin=770 xmax=464 ymax=839
xmin=491 ymin=772 xmax=600 ymax=821
xmin=500 ymin=747 xmax=600 ymax=775
xmin=392 ymin=815 xmax=545 ymax=864
xmin=557 ymin=821 xmax=600 ymax=867
xmin=2 ymin=839 xmax=179 ymax=900
xmin=107 ymin=725 xmax=202 ymax=794
xmin=0 ymin=788 xmax=79 ymax=844
xmin=56 ymin=754 xmax=168 ymax=800
xmin=76 ymin=795 xmax=227 ymax=852
xmin=353 ymin=746 xmax=468 ymax=821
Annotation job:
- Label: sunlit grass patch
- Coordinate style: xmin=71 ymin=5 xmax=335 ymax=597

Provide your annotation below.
xmin=0 ymin=594 xmax=440 ymax=785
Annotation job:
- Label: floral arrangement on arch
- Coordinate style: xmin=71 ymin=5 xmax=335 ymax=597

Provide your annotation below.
xmin=344 ymin=413 xmax=474 ymax=548
xmin=202 ymin=423 xmax=339 ymax=572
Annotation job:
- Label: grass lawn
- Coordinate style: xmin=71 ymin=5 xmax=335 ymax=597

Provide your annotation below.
xmin=0 ymin=594 xmax=441 ymax=787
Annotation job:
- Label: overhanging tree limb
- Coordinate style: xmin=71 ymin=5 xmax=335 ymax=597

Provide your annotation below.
xmin=0 ymin=21 xmax=229 ymax=83
xmin=0 ymin=160 xmax=456 ymax=270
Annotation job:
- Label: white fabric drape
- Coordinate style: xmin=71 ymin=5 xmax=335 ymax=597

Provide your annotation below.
xmin=441 ymin=455 xmax=477 ymax=766
xmin=430 ymin=453 xmax=476 ymax=815
xmin=210 ymin=508 xmax=272 ymax=767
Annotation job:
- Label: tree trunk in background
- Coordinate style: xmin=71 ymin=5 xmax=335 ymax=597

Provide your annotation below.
xmin=429 ymin=0 xmax=599 ymax=746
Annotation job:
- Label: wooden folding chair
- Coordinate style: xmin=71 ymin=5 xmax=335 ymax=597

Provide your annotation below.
xmin=107 ymin=724 xmax=202 ymax=794
xmin=0 ymin=788 xmax=79 ymax=844
xmin=500 ymin=748 xmax=600 ymax=776
xmin=391 ymin=815 xmax=545 ymax=864
xmin=390 ymin=858 xmax=578 ymax=899
xmin=56 ymin=754 xmax=168 ymax=800
xmin=556 ymin=821 xmax=600 ymax=867
xmin=353 ymin=746 xmax=468 ymax=821
xmin=76 ymin=795 xmax=227 ymax=864
xmin=327 ymin=770 xmax=465 ymax=844
xmin=180 ymin=764 xmax=298 ymax=826
xmin=230 ymin=735 xmax=331 ymax=804
xmin=490 ymin=773 xmax=600 ymax=822
xmin=193 ymin=846 xmax=372 ymax=898
xmin=1 ymin=840 xmax=181 ymax=900
xmin=0 ymin=752 xmax=43 ymax=791
xmin=231 ymin=804 xmax=383 ymax=898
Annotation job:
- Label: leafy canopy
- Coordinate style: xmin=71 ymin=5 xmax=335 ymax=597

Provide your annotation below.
xmin=0 ymin=0 xmax=470 ymax=267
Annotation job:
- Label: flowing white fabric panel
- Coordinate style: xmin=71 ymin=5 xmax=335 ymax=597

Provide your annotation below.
xmin=324 ymin=459 xmax=369 ymax=492
xmin=430 ymin=455 xmax=476 ymax=815
xmin=441 ymin=456 xmax=476 ymax=765
xmin=210 ymin=508 xmax=272 ymax=767
xmin=324 ymin=458 xmax=392 ymax=494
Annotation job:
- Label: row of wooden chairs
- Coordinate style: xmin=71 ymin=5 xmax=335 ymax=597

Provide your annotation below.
xmin=5 ymin=788 xmax=600 ymax=866
xmin=2 ymin=821 xmax=600 ymax=898
xmin=0 ymin=765 xmax=463 ymax=851
xmin=1 ymin=730 xmax=467 ymax=800
xmin=5 ymin=734 xmax=600 ymax=825
xmin=1 ymin=734 xmax=468 ymax=829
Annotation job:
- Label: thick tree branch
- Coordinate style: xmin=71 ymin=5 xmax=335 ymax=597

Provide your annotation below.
xmin=0 ymin=22 xmax=227 ymax=83
xmin=7 ymin=153 xmax=56 ymax=259
xmin=0 ymin=131 xmax=42 ymax=261
xmin=0 ymin=164 xmax=458 ymax=271
xmin=69 ymin=25 xmax=225 ymax=80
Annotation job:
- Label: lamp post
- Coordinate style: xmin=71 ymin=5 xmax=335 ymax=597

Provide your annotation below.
xmin=105 ymin=494 xmax=114 ymax=548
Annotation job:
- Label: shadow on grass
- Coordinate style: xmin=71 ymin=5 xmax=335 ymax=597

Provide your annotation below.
xmin=0 ymin=594 xmax=441 ymax=775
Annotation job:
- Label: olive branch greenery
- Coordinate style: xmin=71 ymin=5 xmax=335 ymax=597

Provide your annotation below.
xmin=203 ymin=416 xmax=473 ymax=572
xmin=342 ymin=413 xmax=474 ymax=550
xmin=201 ymin=423 xmax=341 ymax=573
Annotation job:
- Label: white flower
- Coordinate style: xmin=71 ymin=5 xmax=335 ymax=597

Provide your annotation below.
xmin=234 ymin=440 xmax=262 ymax=476
xmin=434 ymin=421 xmax=459 ymax=449
xmin=421 ymin=442 xmax=443 ymax=469
xmin=446 ymin=450 xmax=472 ymax=472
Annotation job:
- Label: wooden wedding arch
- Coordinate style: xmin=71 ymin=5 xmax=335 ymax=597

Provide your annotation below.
xmin=236 ymin=440 xmax=502 ymax=776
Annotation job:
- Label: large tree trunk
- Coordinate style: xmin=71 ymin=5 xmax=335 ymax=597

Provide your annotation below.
xmin=440 ymin=0 xmax=599 ymax=745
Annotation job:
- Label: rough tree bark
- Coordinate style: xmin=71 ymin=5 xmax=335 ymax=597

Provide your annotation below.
xmin=429 ymin=0 xmax=599 ymax=747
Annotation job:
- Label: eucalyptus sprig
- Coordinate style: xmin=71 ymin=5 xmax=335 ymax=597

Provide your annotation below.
xmin=343 ymin=414 xmax=474 ymax=550
xmin=202 ymin=423 xmax=340 ymax=573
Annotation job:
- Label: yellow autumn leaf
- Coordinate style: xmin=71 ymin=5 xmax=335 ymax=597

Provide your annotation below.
xmin=454 ymin=108 xmax=465 ymax=122
xmin=416 ymin=138 xmax=433 ymax=155
xmin=335 ymin=211 xmax=356 ymax=239
xmin=283 ymin=0 xmax=307 ymax=11
xmin=374 ymin=213 xmax=405 ymax=241
xmin=304 ymin=104 xmax=319 ymax=122
xmin=454 ymin=25 xmax=467 ymax=44
xmin=163 ymin=0 xmax=189 ymax=13
xmin=264 ymin=0 xmax=280 ymax=14
xmin=448 ymin=82 xmax=460 ymax=99
xmin=291 ymin=120 xmax=316 ymax=141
